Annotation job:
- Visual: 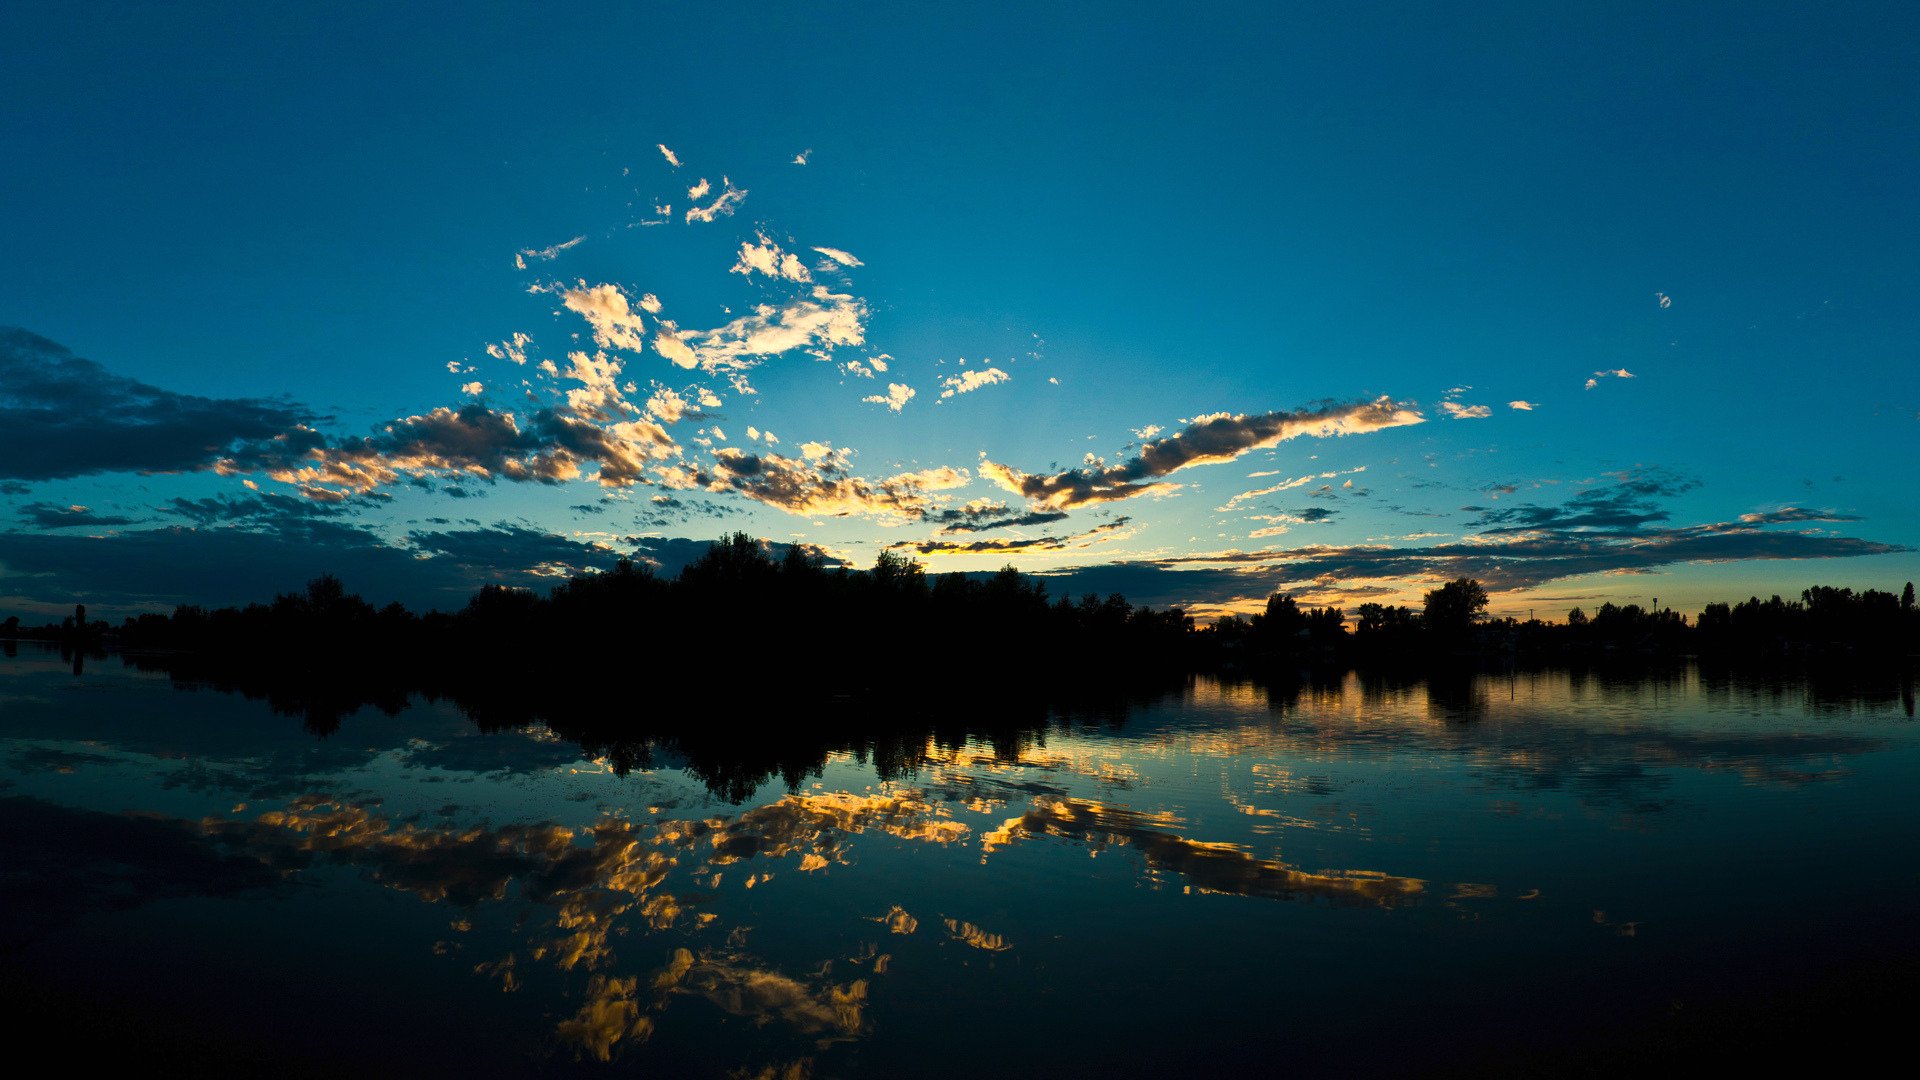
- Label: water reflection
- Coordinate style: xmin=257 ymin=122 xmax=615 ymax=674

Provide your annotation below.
xmin=981 ymin=795 xmax=1426 ymax=905
xmin=2 ymin=644 xmax=1917 ymax=1075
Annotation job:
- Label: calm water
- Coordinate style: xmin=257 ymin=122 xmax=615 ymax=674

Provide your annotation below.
xmin=3 ymin=644 xmax=1916 ymax=1076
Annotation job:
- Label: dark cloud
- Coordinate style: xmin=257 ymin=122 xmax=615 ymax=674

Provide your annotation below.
xmin=0 ymin=515 xmax=750 ymax=614
xmin=1027 ymin=472 xmax=1905 ymax=612
xmin=0 ymin=327 xmax=318 ymax=481
xmin=928 ymin=507 xmax=1070 ymax=534
xmin=893 ymin=519 xmax=1132 ymax=557
xmin=15 ymin=502 xmax=142 ymax=529
xmin=982 ymin=398 xmax=1422 ymax=508
xmin=1469 ymin=468 xmax=1699 ymax=534
xmin=407 ymin=524 xmax=628 ymax=581
xmin=162 ymin=492 xmax=355 ymax=525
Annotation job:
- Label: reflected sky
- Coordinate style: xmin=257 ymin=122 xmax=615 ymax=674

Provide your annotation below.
xmin=3 ymin=642 xmax=1917 ymax=1076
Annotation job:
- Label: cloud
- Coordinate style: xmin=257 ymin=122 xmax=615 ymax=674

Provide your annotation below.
xmin=926 ymin=501 xmax=1069 ymax=534
xmin=1508 ymin=400 xmax=1536 ymax=411
xmin=938 ymin=367 xmax=1010 ymax=399
xmin=0 ymin=328 xmax=319 ymax=483
xmin=701 ymin=448 xmax=967 ymax=521
xmin=514 ymin=236 xmax=583 ymax=269
xmin=812 ymin=247 xmax=862 ymax=268
xmin=223 ymin=396 xmax=680 ymax=501
xmin=983 ymin=401 xmax=1416 ymax=512
xmin=657 ymin=144 xmax=681 ymax=168
xmin=1656 ymin=292 xmax=1672 ymax=309
xmin=485 ymin=332 xmax=533 ymax=366
xmin=162 ymin=491 xmax=355 ymax=525
xmin=1132 ymin=424 xmax=1163 ymax=440
xmin=0 ymin=518 xmax=631 ymax=613
xmin=791 ymin=149 xmax=811 ymax=165
xmin=1737 ymin=507 xmax=1863 ymax=525
xmin=667 ymin=287 xmax=868 ymax=373
xmin=1467 ymin=467 xmax=1697 ymax=534
xmin=1585 ymin=369 xmax=1635 ymax=390
xmin=687 ymin=177 xmax=710 ymax=200
xmin=15 ymin=503 xmax=141 ymax=529
xmin=892 ymin=518 xmax=1133 ymax=556
xmin=731 ymin=234 xmax=812 ymax=283
xmin=561 ymin=283 xmax=649 ymax=354
xmin=1439 ymin=401 xmax=1492 ymax=419
xmin=685 ymin=177 xmax=746 ymax=224
xmin=862 ymin=383 xmax=915 ymax=412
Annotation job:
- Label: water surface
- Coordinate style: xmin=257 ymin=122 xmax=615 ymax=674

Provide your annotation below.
xmin=3 ymin=645 xmax=1915 ymax=1076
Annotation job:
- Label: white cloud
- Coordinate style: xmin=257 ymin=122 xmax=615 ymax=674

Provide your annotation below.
xmin=939 ymin=367 xmax=1011 ymax=399
xmin=1508 ymin=400 xmax=1536 ymax=411
xmin=513 ymin=236 xmax=583 ymax=269
xmin=561 ymin=283 xmax=648 ymax=354
xmin=1132 ymin=424 xmax=1163 ymax=440
xmin=1584 ymin=369 xmax=1635 ymax=390
xmin=674 ymin=287 xmax=868 ymax=373
xmin=731 ymin=233 xmax=812 ymax=283
xmin=863 ymin=383 xmax=915 ymax=412
xmin=461 ymin=381 xmax=483 ymax=396
xmin=645 ymin=387 xmax=690 ymax=423
xmin=687 ymin=177 xmax=710 ymax=200
xmin=812 ymin=246 xmax=863 ymax=268
xmin=686 ymin=178 xmax=747 ymax=223
xmin=1439 ymin=401 xmax=1492 ymax=419
xmin=792 ymin=149 xmax=811 ymax=165
xmin=657 ymin=144 xmax=681 ymax=168
xmin=485 ymin=332 xmax=533 ymax=366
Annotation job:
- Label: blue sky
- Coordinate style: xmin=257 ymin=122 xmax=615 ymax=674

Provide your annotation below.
xmin=2 ymin=2 xmax=1916 ymax=617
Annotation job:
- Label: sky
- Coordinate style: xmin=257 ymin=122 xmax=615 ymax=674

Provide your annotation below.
xmin=2 ymin=1 xmax=1917 ymax=619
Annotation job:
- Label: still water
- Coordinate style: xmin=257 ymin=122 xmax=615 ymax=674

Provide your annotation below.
xmin=2 ymin=643 xmax=1916 ymax=1076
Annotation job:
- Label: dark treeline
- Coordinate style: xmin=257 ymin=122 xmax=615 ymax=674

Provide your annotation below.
xmin=7 ymin=538 xmax=1917 ymax=678
xmin=5 ymin=537 xmax=1916 ymax=737
xmin=3 ymin=538 xmax=1915 ymax=801
xmin=1201 ymin=578 xmax=1920 ymax=666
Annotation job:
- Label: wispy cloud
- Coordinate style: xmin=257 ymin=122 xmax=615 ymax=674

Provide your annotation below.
xmin=513 ymin=235 xmax=584 ymax=269
xmin=1439 ymin=401 xmax=1492 ymax=419
xmin=1585 ymin=368 xmax=1634 ymax=390
xmin=685 ymin=177 xmax=746 ymax=224
xmin=665 ymin=287 xmax=868 ymax=374
xmin=893 ymin=518 xmax=1133 ymax=556
xmin=938 ymin=367 xmax=1009 ymax=399
xmin=657 ymin=144 xmax=681 ymax=168
xmin=984 ymin=399 xmax=1419 ymax=510
xmin=813 ymin=246 xmax=862 ymax=268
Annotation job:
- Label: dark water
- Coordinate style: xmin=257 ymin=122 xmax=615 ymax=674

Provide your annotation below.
xmin=2 ymin=644 xmax=1916 ymax=1076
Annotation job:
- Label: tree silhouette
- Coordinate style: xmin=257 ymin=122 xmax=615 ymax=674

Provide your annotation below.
xmin=1423 ymin=578 xmax=1488 ymax=636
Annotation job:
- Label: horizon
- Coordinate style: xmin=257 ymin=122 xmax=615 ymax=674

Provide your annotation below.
xmin=4 ymin=3 xmax=1917 ymax=620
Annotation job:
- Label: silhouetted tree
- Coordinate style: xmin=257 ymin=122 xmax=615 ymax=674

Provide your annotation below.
xmin=1423 ymin=578 xmax=1488 ymax=640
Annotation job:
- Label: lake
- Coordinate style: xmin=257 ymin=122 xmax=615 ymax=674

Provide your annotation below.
xmin=2 ymin=642 xmax=1915 ymax=1076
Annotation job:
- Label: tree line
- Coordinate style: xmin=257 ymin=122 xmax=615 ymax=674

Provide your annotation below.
xmin=5 ymin=537 xmax=1916 ymax=688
